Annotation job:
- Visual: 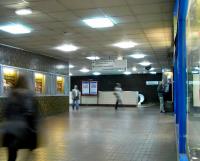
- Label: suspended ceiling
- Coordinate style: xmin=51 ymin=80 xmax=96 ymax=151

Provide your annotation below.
xmin=0 ymin=0 xmax=174 ymax=75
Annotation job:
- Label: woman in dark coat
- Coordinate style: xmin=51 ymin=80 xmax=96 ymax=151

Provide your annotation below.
xmin=2 ymin=74 xmax=39 ymax=161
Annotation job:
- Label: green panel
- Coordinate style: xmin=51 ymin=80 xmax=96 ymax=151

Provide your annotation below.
xmin=0 ymin=96 xmax=69 ymax=120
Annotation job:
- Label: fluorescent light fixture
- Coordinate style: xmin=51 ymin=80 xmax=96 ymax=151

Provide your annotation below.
xmin=150 ymin=71 xmax=156 ymax=74
xmin=118 ymin=69 xmax=124 ymax=72
xmin=117 ymin=56 xmax=123 ymax=60
xmin=69 ymin=64 xmax=74 ymax=68
xmin=80 ymin=68 xmax=90 ymax=73
xmin=83 ymin=18 xmax=114 ymax=28
xmin=86 ymin=56 xmax=100 ymax=60
xmin=69 ymin=73 xmax=72 ymax=76
xmin=139 ymin=61 xmax=151 ymax=66
xmin=123 ymin=71 xmax=132 ymax=75
xmin=56 ymin=65 xmax=65 ymax=69
xmin=132 ymin=67 xmax=137 ymax=71
xmin=192 ymin=157 xmax=198 ymax=160
xmin=55 ymin=44 xmax=78 ymax=52
xmin=150 ymin=67 xmax=155 ymax=71
xmin=113 ymin=41 xmax=137 ymax=49
xmin=0 ymin=24 xmax=31 ymax=34
xmin=130 ymin=53 xmax=145 ymax=59
xmin=15 ymin=9 xmax=32 ymax=15
xmin=194 ymin=66 xmax=200 ymax=70
xmin=93 ymin=72 xmax=101 ymax=76
xmin=192 ymin=70 xmax=199 ymax=74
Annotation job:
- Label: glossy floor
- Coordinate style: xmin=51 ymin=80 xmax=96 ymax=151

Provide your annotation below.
xmin=0 ymin=107 xmax=177 ymax=161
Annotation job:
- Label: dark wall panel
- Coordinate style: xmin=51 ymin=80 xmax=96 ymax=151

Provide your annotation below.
xmin=0 ymin=44 xmax=68 ymax=75
xmin=71 ymin=74 xmax=162 ymax=103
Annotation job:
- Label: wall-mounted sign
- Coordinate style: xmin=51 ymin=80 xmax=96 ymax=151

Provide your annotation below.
xmin=57 ymin=76 xmax=65 ymax=94
xmin=82 ymin=81 xmax=90 ymax=95
xmin=146 ymin=81 xmax=159 ymax=86
xmin=90 ymin=81 xmax=98 ymax=95
xmin=35 ymin=73 xmax=46 ymax=94
xmin=92 ymin=60 xmax=127 ymax=71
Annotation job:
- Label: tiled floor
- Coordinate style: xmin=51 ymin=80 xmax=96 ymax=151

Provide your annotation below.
xmin=0 ymin=107 xmax=177 ymax=161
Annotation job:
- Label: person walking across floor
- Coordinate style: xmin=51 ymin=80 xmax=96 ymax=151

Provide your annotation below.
xmin=157 ymin=81 xmax=165 ymax=113
xmin=0 ymin=74 xmax=39 ymax=161
xmin=72 ymin=85 xmax=80 ymax=110
xmin=114 ymin=83 xmax=123 ymax=110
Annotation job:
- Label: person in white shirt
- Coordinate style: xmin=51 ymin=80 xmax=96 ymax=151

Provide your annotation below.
xmin=114 ymin=83 xmax=123 ymax=110
xmin=72 ymin=85 xmax=80 ymax=110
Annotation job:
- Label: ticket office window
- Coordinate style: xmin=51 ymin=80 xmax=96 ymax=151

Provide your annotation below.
xmin=34 ymin=73 xmax=46 ymax=95
xmin=3 ymin=67 xmax=18 ymax=94
xmin=56 ymin=76 xmax=65 ymax=94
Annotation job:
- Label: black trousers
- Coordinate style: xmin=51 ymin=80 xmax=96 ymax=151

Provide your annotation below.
xmin=115 ymin=100 xmax=119 ymax=110
xmin=8 ymin=148 xmax=17 ymax=161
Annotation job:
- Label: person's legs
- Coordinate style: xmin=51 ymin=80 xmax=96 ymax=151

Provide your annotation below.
xmin=75 ymin=100 xmax=79 ymax=110
xmin=115 ymin=100 xmax=119 ymax=110
xmin=8 ymin=148 xmax=17 ymax=161
xmin=159 ymin=96 xmax=165 ymax=112
xmin=72 ymin=99 xmax=75 ymax=110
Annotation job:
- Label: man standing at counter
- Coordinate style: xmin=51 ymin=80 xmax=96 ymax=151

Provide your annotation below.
xmin=72 ymin=85 xmax=80 ymax=111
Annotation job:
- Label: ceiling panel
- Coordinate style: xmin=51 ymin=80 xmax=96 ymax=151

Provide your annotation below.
xmin=0 ymin=0 xmax=174 ymax=75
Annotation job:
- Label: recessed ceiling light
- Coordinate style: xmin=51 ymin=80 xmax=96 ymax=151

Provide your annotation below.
xmin=113 ymin=41 xmax=138 ymax=49
xmin=0 ymin=24 xmax=31 ymax=34
xmin=130 ymin=53 xmax=146 ymax=59
xmin=192 ymin=157 xmax=198 ymax=160
xmin=150 ymin=68 xmax=155 ymax=71
xmin=80 ymin=68 xmax=90 ymax=73
xmin=93 ymin=72 xmax=101 ymax=76
xmin=117 ymin=56 xmax=123 ymax=60
xmin=118 ymin=69 xmax=124 ymax=72
xmin=192 ymin=70 xmax=199 ymax=74
xmin=150 ymin=71 xmax=156 ymax=74
xmin=139 ymin=61 xmax=151 ymax=66
xmin=15 ymin=9 xmax=32 ymax=15
xmin=55 ymin=44 xmax=78 ymax=52
xmin=86 ymin=56 xmax=100 ymax=60
xmin=123 ymin=71 xmax=132 ymax=75
xmin=83 ymin=18 xmax=114 ymax=28
xmin=56 ymin=65 xmax=65 ymax=69
xmin=69 ymin=64 xmax=74 ymax=68
xmin=132 ymin=67 xmax=137 ymax=71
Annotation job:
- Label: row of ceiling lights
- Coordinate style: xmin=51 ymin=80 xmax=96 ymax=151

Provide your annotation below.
xmin=0 ymin=8 xmax=155 ymax=76
xmin=0 ymin=9 xmax=138 ymax=51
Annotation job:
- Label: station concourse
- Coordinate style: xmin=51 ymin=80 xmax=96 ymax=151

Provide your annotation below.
xmin=0 ymin=0 xmax=197 ymax=161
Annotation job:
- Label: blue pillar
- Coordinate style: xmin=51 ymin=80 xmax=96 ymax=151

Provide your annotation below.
xmin=177 ymin=0 xmax=188 ymax=154
xmin=174 ymin=35 xmax=179 ymax=124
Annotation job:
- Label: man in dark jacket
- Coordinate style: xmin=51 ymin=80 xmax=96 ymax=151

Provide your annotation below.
xmin=157 ymin=81 xmax=165 ymax=113
xmin=1 ymin=74 xmax=39 ymax=161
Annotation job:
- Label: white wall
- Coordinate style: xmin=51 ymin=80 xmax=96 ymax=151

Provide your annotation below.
xmin=193 ymin=74 xmax=200 ymax=106
xmin=98 ymin=91 xmax=138 ymax=105
xmin=69 ymin=91 xmax=138 ymax=105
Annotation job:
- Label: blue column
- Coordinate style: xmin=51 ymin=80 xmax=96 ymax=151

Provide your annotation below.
xmin=177 ymin=0 xmax=188 ymax=153
xmin=174 ymin=35 xmax=179 ymax=124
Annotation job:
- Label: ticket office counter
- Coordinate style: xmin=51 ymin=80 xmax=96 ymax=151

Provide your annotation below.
xmin=70 ymin=91 xmax=138 ymax=106
xmin=0 ymin=65 xmax=69 ymax=118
